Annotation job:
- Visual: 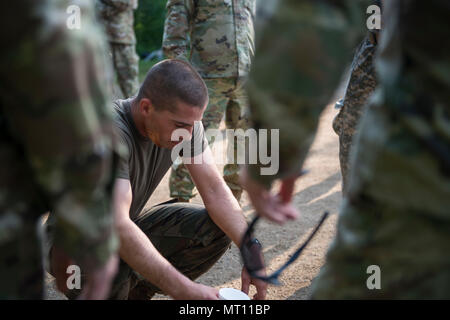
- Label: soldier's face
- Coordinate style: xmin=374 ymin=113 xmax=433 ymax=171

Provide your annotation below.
xmin=144 ymin=100 xmax=206 ymax=149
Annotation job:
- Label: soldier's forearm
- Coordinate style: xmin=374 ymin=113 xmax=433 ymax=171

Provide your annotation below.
xmin=116 ymin=217 xmax=193 ymax=298
xmin=187 ymin=149 xmax=248 ymax=247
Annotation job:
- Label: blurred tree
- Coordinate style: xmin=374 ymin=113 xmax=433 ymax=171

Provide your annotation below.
xmin=134 ymin=0 xmax=167 ymax=58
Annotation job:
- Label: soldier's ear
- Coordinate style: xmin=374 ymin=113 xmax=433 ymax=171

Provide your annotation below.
xmin=139 ymin=98 xmax=154 ymax=116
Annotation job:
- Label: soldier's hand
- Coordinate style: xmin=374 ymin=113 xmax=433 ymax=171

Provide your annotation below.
xmin=174 ymin=281 xmax=219 ymax=300
xmin=77 ymin=254 xmax=118 ymax=300
xmin=240 ymin=169 xmax=299 ymax=224
xmin=52 ymin=246 xmax=74 ymax=295
xmin=241 ymin=267 xmax=267 ymax=300
xmin=52 ymin=246 xmax=118 ymax=300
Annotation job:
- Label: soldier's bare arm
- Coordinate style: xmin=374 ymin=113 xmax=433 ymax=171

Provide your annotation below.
xmin=187 ymin=147 xmax=247 ymax=246
xmin=186 ymin=147 xmax=268 ymax=299
xmin=113 ymin=178 xmax=219 ymax=299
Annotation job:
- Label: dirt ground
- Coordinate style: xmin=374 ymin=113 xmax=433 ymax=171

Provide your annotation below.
xmin=45 ymin=103 xmax=342 ymax=300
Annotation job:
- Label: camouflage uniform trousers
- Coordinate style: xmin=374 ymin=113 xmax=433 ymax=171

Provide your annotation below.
xmin=170 ymin=77 xmax=250 ymax=202
xmin=45 ymin=199 xmax=231 ymax=300
xmin=332 ymin=33 xmax=378 ymax=193
xmin=311 ymin=99 xmax=450 ymax=299
xmin=110 ymin=43 xmax=139 ymax=98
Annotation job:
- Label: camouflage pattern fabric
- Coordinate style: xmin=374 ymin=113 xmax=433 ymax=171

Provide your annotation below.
xmin=0 ymin=0 xmax=120 ymax=299
xmin=56 ymin=200 xmax=231 ymax=300
xmin=169 ymin=78 xmax=249 ymax=201
xmin=110 ymin=43 xmax=140 ymax=98
xmin=247 ymin=0 xmax=450 ymax=298
xmin=96 ymin=0 xmax=137 ymax=44
xmin=246 ymin=0 xmax=369 ymax=187
xmin=163 ymin=0 xmax=255 ymax=201
xmin=332 ymin=32 xmax=378 ymax=193
xmin=162 ymin=0 xmax=256 ymax=79
xmin=96 ymin=0 xmax=139 ymax=98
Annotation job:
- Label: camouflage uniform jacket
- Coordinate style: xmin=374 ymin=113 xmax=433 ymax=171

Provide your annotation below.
xmin=163 ymin=0 xmax=256 ymax=79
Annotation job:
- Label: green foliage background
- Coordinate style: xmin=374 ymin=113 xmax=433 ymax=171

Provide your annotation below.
xmin=134 ymin=0 xmax=167 ymax=57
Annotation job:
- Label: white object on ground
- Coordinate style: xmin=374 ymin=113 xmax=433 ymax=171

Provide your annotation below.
xmin=218 ymin=288 xmax=250 ymax=300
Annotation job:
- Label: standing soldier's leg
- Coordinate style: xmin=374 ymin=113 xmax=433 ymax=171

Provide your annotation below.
xmin=224 ymin=80 xmax=250 ymax=202
xmin=332 ymin=34 xmax=378 ymax=193
xmin=111 ymin=43 xmax=139 ymax=98
xmin=169 ymin=78 xmax=232 ymax=201
xmin=169 ymin=162 xmax=196 ymax=202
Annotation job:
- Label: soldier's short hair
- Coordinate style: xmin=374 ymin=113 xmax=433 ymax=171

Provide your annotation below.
xmin=137 ymin=59 xmax=208 ymax=111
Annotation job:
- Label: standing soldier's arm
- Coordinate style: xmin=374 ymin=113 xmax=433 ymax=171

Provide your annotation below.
xmin=3 ymin=1 xmax=119 ymax=276
xmin=242 ymin=0 xmax=372 ymax=222
xmin=162 ymin=0 xmax=194 ymax=61
xmin=247 ymin=0 xmax=371 ymax=187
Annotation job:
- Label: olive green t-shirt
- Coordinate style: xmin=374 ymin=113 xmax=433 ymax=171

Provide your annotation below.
xmin=113 ymin=98 xmax=207 ymax=220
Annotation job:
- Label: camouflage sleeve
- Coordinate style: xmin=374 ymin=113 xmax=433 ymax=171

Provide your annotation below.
xmin=2 ymin=1 xmax=119 ymax=271
xmin=247 ymin=0 xmax=372 ymax=187
xmin=162 ymin=0 xmax=194 ymax=61
xmin=100 ymin=0 xmax=135 ymax=12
